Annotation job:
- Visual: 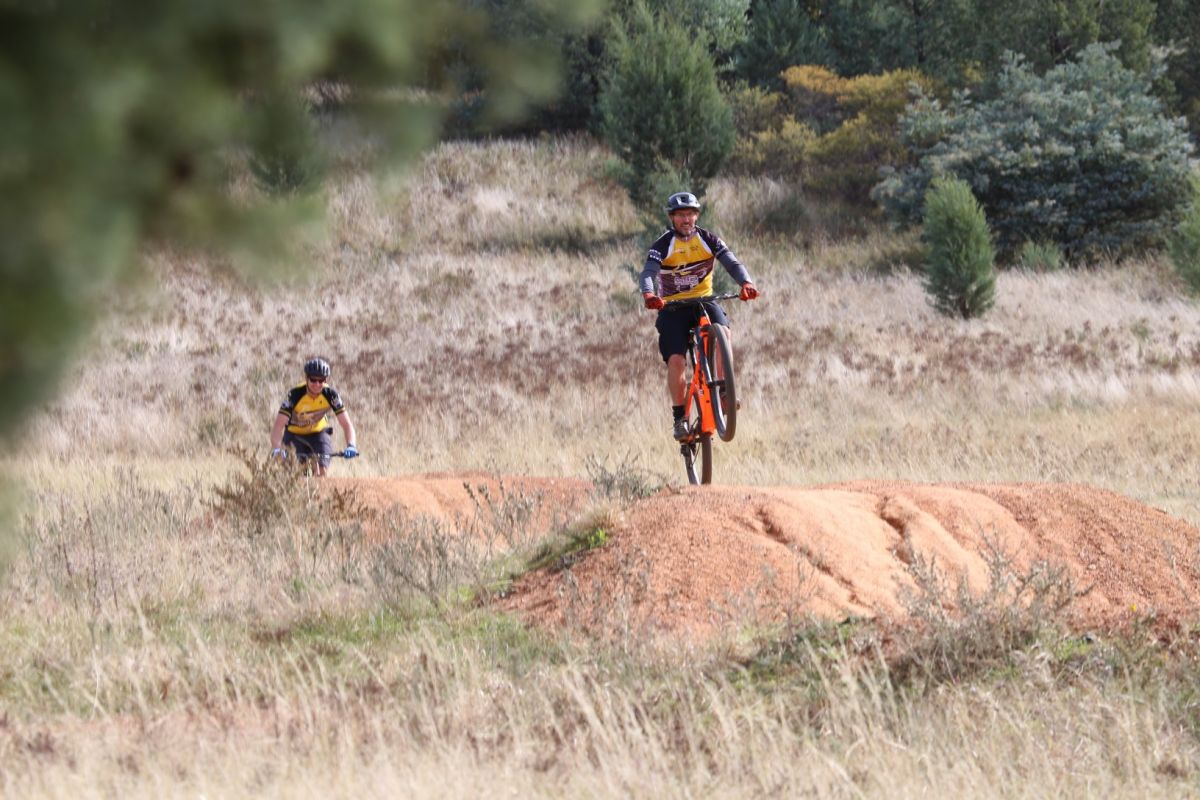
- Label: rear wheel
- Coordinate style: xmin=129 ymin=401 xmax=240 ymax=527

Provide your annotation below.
xmin=707 ymin=324 xmax=737 ymax=442
xmin=682 ymin=435 xmax=713 ymax=485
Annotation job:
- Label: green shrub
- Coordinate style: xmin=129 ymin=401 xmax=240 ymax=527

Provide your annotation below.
xmin=1016 ymin=241 xmax=1063 ymax=273
xmin=597 ymin=1 xmax=735 ymax=206
xmin=1169 ymin=174 xmax=1200 ymax=293
xmin=922 ymin=175 xmax=996 ymax=319
xmin=248 ymin=95 xmax=324 ymax=196
xmin=875 ymin=44 xmax=1195 ymax=261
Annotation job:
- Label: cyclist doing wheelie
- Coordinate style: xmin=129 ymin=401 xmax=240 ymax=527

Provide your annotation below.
xmin=269 ymin=357 xmax=359 ymax=476
xmin=641 ymin=192 xmax=758 ymax=441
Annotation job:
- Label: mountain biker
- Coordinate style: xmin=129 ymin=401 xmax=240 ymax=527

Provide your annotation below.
xmin=641 ymin=191 xmax=759 ymax=441
xmin=269 ymin=357 xmax=359 ymax=476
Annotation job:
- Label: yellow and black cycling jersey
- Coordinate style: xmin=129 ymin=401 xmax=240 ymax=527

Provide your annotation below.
xmin=640 ymin=226 xmax=751 ymax=302
xmin=278 ymin=384 xmax=346 ymax=435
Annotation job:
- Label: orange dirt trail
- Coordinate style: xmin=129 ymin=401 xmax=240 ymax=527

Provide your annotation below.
xmin=335 ymin=475 xmax=1200 ymax=640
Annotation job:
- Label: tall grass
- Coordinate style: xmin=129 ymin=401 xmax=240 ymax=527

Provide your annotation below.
xmin=3 ymin=470 xmax=1199 ymax=796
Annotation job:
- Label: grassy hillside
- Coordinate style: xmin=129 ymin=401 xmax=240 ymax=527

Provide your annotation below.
xmin=19 ymin=136 xmax=1200 ymax=512
xmin=4 ymin=135 xmax=1200 ymax=796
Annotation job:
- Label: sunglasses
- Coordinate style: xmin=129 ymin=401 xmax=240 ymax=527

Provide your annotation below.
xmin=306 ymin=376 xmax=327 ymax=384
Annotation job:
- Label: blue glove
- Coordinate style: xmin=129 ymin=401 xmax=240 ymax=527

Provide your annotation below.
xmin=343 ymin=444 xmax=359 ymax=459
xmin=271 ymin=447 xmax=288 ymax=460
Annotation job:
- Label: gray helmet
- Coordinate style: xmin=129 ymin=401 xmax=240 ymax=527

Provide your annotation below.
xmin=303 ymin=357 xmax=331 ymax=378
xmin=665 ymin=191 xmax=702 ymax=214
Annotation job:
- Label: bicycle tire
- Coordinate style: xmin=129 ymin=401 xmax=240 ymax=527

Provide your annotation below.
xmin=683 ymin=434 xmax=713 ymax=485
xmin=682 ymin=346 xmax=714 ymax=485
xmin=707 ymin=323 xmax=737 ymax=442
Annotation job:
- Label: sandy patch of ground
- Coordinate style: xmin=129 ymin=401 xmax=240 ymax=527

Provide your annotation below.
xmin=498 ymin=481 xmax=1200 ymax=640
xmin=324 ymin=472 xmax=592 ymax=539
xmin=328 ymin=475 xmax=1200 ymax=640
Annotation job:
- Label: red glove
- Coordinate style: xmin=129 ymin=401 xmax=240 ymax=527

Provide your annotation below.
xmin=740 ymin=282 xmax=759 ymax=301
xmin=643 ymin=292 xmax=664 ymax=310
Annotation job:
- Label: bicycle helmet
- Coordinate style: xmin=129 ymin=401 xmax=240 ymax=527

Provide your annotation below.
xmin=303 ymin=357 xmax=331 ymax=379
xmin=665 ymin=192 xmax=702 ymax=214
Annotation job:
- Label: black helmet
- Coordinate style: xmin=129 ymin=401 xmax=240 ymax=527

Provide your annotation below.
xmin=304 ymin=357 xmax=331 ymax=378
xmin=665 ymin=191 xmax=702 ymax=214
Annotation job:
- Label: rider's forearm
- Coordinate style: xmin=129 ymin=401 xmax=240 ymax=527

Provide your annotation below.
xmin=639 ymin=259 xmax=661 ymax=296
xmin=270 ymin=414 xmax=288 ymax=449
xmin=717 ymin=250 xmax=751 ymax=286
xmin=338 ymin=413 xmax=356 ymax=447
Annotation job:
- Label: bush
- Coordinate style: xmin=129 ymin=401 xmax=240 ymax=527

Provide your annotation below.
xmin=922 ymin=175 xmax=995 ymax=319
xmin=1016 ymin=241 xmax=1063 ymax=273
xmin=597 ymin=1 xmax=735 ymax=206
xmin=727 ymin=65 xmax=933 ymax=205
xmin=248 ymin=95 xmax=324 ymax=196
xmin=1169 ymin=173 xmax=1200 ymax=293
xmin=875 ymin=44 xmax=1195 ymax=261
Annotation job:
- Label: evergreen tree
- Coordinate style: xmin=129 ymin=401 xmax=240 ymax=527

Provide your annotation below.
xmin=922 ymin=175 xmax=996 ymax=319
xmin=598 ymin=2 xmax=735 ymax=206
xmin=1169 ymin=174 xmax=1200 ymax=293
xmin=736 ymin=0 xmax=835 ymax=89
xmin=875 ymin=45 xmax=1195 ymax=261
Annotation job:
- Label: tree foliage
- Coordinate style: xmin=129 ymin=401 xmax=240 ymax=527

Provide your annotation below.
xmin=728 ymin=65 xmax=933 ymax=204
xmin=598 ymin=2 xmax=735 ymax=206
xmin=0 ymin=0 xmax=599 ymax=440
xmin=1152 ymin=0 xmax=1200 ymax=138
xmin=874 ymin=45 xmax=1195 ymax=261
xmin=733 ymin=0 xmax=1157 ymax=87
xmin=922 ymin=175 xmax=996 ymax=319
xmin=1169 ymin=173 xmax=1200 ymax=293
xmin=735 ymin=0 xmax=834 ymax=89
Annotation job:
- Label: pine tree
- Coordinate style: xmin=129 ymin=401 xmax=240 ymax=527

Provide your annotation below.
xmin=923 ymin=175 xmax=996 ymax=319
xmin=598 ymin=2 xmax=735 ymax=207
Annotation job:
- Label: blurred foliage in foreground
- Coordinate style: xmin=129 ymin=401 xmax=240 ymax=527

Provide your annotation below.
xmin=0 ymin=0 xmax=602 ymax=440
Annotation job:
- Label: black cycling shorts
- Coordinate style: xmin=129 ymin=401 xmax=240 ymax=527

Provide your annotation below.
xmin=655 ymin=299 xmax=730 ymax=362
xmin=283 ymin=429 xmax=333 ymax=467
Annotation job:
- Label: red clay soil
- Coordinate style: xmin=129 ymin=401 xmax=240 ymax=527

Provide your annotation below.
xmin=324 ymin=472 xmax=592 ymax=539
xmin=497 ymin=481 xmax=1200 ymax=641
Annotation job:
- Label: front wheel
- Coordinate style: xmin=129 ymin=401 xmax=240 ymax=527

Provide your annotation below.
xmin=707 ymin=324 xmax=737 ymax=442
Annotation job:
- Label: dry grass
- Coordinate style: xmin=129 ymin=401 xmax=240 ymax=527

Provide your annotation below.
xmin=4 ymin=469 xmax=1200 ymax=798
xmin=6 ymin=134 xmax=1200 ymax=796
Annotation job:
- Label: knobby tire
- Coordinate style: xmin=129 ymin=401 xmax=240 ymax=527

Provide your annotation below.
xmin=706 ymin=323 xmax=737 ymax=442
xmin=683 ymin=344 xmax=714 ymax=485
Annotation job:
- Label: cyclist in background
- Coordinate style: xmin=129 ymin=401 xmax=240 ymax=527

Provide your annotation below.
xmin=641 ymin=191 xmax=759 ymax=441
xmin=270 ymin=357 xmax=359 ymax=476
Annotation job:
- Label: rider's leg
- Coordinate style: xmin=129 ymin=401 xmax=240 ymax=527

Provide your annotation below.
xmin=657 ymin=307 xmax=692 ymax=438
xmin=667 ymin=354 xmax=687 ymax=406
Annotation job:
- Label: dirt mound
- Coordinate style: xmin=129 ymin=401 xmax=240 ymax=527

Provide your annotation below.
xmin=324 ymin=472 xmax=592 ymax=538
xmin=500 ymin=481 xmax=1200 ymax=640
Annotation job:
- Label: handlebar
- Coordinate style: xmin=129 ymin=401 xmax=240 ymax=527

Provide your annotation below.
xmin=660 ymin=293 xmax=741 ymax=308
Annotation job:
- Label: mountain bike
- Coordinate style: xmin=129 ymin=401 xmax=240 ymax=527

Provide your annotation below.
xmin=273 ymin=439 xmax=356 ymax=477
xmin=672 ymin=293 xmax=739 ymax=485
